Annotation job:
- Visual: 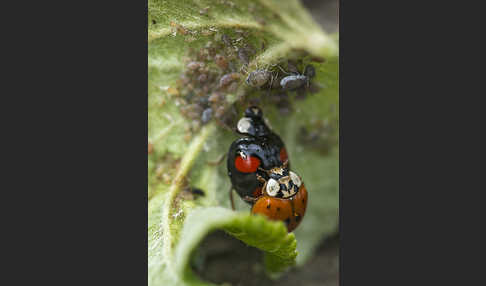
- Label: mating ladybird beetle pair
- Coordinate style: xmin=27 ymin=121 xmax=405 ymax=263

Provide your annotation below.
xmin=227 ymin=106 xmax=308 ymax=232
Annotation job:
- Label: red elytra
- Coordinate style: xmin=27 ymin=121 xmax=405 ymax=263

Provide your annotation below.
xmin=280 ymin=148 xmax=288 ymax=163
xmin=235 ymin=154 xmax=261 ymax=173
xmin=251 ymin=184 xmax=308 ymax=232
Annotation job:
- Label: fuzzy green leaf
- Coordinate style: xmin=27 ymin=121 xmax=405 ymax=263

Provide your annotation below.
xmin=148 ymin=0 xmax=338 ymax=285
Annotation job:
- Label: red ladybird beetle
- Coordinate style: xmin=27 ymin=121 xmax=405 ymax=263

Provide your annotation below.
xmin=251 ymin=166 xmax=307 ymax=232
xmin=227 ymin=106 xmax=308 ymax=232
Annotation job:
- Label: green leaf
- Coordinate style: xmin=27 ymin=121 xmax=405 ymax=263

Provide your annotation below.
xmin=148 ymin=0 xmax=338 ymax=285
xmin=174 ymin=207 xmax=296 ymax=278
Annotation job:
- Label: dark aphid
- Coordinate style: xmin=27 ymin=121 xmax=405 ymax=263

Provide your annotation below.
xmin=221 ymin=34 xmax=232 ymax=47
xmin=228 ymin=60 xmax=239 ymax=72
xmin=214 ymin=105 xmax=226 ymax=119
xmin=208 ymin=92 xmax=225 ymax=103
xmin=186 ymin=61 xmax=204 ymax=71
xmin=152 ymin=19 xmax=156 ymax=25
xmin=304 ymin=64 xmax=316 ymax=78
xmin=280 ymin=74 xmax=308 ymax=90
xmin=190 ymin=188 xmax=205 ymax=197
xmin=201 ymin=108 xmax=213 ymax=123
xmin=214 ymin=54 xmax=228 ymax=70
xmin=246 ymin=69 xmax=271 ymax=88
xmin=181 ymin=104 xmax=203 ymax=120
xmin=219 ymin=73 xmax=240 ymax=88
xmin=238 ymin=48 xmax=250 ymax=65
xmin=180 ymin=186 xmax=206 ymax=200
xmin=198 ymin=73 xmax=208 ymax=83
xmin=195 ymin=95 xmax=209 ymax=108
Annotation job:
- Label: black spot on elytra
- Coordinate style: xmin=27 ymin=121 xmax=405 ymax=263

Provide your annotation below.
xmin=284 ymin=217 xmax=291 ymax=225
xmin=295 ymin=214 xmax=301 ymax=222
xmin=277 ymin=207 xmax=280 ymax=211
xmin=302 ymin=198 xmax=305 ymax=203
xmin=267 ymin=204 xmax=271 ymax=209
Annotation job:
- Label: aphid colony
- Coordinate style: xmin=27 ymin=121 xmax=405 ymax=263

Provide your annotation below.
xmin=171 ymin=27 xmax=322 ymax=130
xmin=246 ymin=62 xmax=316 ymax=91
xmin=244 ymin=59 xmax=320 ymax=115
xmin=174 ymin=31 xmax=257 ymax=131
xmin=227 ymin=106 xmax=308 ymax=232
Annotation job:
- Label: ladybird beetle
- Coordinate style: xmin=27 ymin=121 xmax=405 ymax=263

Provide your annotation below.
xmin=227 ymin=106 xmax=289 ymax=201
xmin=252 ymin=168 xmax=307 ymax=232
xmin=227 ymin=106 xmax=307 ymax=232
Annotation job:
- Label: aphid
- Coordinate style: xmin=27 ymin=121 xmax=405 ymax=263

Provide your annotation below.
xmin=195 ymin=95 xmax=209 ymax=108
xmin=208 ymin=92 xmax=225 ymax=103
xmin=227 ymin=106 xmax=308 ymax=232
xmin=246 ymin=69 xmax=272 ymax=88
xmin=198 ymin=73 xmax=208 ymax=83
xmin=201 ymin=108 xmax=212 ymax=124
xmin=279 ymin=64 xmax=316 ymax=90
xmin=186 ymin=61 xmax=204 ymax=72
xmin=214 ymin=54 xmax=228 ymax=70
xmin=181 ymin=104 xmax=203 ymax=120
xmin=238 ymin=48 xmax=250 ymax=65
xmin=214 ymin=105 xmax=226 ymax=119
xmin=221 ymin=34 xmax=232 ymax=47
xmin=219 ymin=73 xmax=240 ymax=88
xmin=280 ymin=74 xmax=308 ymax=90
xmin=304 ymin=64 xmax=316 ymax=78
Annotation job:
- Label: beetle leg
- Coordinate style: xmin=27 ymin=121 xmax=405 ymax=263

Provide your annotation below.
xmin=229 ymin=186 xmax=235 ymax=210
xmin=207 ymin=153 xmax=227 ymax=166
xmin=243 ymin=196 xmax=258 ymax=203
xmin=283 ymin=159 xmax=289 ymax=169
xmin=256 ymin=173 xmax=267 ymax=184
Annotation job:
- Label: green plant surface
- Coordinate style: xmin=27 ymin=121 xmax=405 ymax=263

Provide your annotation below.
xmin=148 ymin=0 xmax=339 ymax=285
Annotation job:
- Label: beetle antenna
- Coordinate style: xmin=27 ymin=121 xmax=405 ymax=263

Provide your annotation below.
xmin=256 ymin=173 xmax=267 ymax=184
xmin=258 ymin=167 xmax=271 ymax=175
xmin=283 ymin=159 xmax=289 ymax=169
